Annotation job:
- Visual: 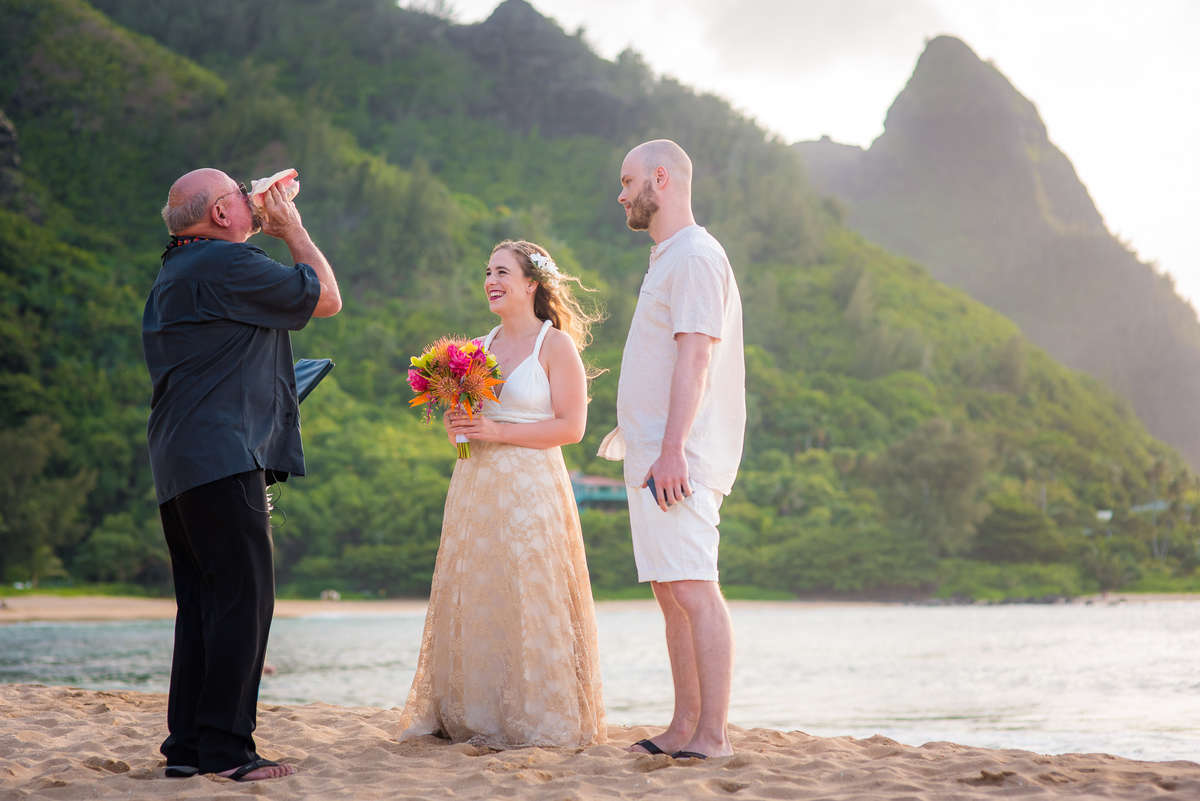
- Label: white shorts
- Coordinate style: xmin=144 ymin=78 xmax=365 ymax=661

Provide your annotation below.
xmin=627 ymin=483 xmax=723 ymax=583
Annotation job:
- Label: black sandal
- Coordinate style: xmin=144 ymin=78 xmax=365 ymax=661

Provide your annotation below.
xmin=672 ymin=750 xmax=709 ymax=760
xmin=224 ymin=757 xmax=289 ymax=782
xmin=631 ymin=738 xmax=666 ymax=755
xmin=165 ymin=765 xmax=199 ymax=778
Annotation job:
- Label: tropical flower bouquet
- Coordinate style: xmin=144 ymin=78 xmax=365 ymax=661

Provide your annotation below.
xmin=407 ymin=337 xmax=503 ymax=458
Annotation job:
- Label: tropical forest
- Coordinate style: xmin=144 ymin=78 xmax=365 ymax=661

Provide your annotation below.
xmin=2 ymin=0 xmax=1198 ymax=602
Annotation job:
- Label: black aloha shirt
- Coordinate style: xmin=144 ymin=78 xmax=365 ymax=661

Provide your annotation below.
xmin=142 ymin=238 xmax=321 ymax=504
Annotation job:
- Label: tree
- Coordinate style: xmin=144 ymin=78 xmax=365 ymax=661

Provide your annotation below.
xmin=870 ymin=418 xmax=990 ymax=556
xmin=972 ymin=494 xmax=1064 ymax=563
xmin=0 ymin=417 xmax=95 ymax=584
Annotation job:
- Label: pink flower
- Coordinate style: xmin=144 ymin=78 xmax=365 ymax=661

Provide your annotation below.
xmin=446 ymin=345 xmax=471 ymax=379
xmin=407 ymin=369 xmax=429 ymax=392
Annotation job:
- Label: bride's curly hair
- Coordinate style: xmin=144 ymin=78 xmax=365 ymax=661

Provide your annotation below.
xmin=491 ymin=239 xmax=603 ymax=352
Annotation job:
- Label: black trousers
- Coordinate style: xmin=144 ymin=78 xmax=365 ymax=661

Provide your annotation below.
xmin=158 ymin=469 xmax=275 ymax=773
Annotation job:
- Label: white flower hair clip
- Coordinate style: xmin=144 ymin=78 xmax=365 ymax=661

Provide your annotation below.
xmin=528 ymin=251 xmax=560 ymax=282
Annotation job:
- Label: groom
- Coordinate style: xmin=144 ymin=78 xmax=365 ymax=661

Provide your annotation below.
xmin=600 ymin=139 xmax=746 ymax=759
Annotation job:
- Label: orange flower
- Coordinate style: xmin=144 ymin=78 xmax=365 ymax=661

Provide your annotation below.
xmin=406 ymin=335 xmax=505 ymax=457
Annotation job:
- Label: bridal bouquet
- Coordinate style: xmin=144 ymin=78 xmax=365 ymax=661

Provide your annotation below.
xmin=407 ymin=337 xmax=503 ymax=458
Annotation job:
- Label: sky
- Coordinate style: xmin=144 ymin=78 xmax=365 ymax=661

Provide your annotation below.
xmin=438 ymin=0 xmax=1200 ymax=309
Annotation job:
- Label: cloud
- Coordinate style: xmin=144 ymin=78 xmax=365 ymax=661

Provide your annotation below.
xmin=696 ymin=0 xmax=946 ymax=75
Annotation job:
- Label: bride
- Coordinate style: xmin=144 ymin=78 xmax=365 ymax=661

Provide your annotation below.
xmin=398 ymin=239 xmax=606 ymax=748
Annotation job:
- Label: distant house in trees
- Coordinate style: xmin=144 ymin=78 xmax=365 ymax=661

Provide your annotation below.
xmin=570 ymin=472 xmax=627 ymax=509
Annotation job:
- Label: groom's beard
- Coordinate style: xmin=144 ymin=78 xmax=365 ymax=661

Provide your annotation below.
xmin=626 ymin=180 xmax=658 ymax=231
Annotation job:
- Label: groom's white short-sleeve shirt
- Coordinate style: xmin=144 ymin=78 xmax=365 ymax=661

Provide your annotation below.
xmin=599 ymin=224 xmax=746 ymax=495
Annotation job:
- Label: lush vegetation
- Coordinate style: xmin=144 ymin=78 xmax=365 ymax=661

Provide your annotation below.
xmin=2 ymin=0 xmax=1198 ymax=601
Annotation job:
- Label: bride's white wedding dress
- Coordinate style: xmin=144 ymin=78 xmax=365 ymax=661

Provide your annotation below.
xmin=398 ymin=319 xmax=606 ymax=747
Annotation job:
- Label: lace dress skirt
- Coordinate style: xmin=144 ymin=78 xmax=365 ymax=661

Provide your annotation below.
xmin=397 ymin=441 xmax=606 ymax=747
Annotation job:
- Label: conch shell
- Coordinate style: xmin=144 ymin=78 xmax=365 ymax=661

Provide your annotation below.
xmin=248 ymin=168 xmax=300 ymax=208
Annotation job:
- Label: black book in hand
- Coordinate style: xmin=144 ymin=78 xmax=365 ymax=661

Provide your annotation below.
xmin=294 ymin=358 xmax=334 ymax=403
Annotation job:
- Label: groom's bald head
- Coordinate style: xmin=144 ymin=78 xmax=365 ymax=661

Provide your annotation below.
xmin=618 ymin=139 xmax=695 ymax=234
xmin=625 ymin=139 xmax=693 ymax=193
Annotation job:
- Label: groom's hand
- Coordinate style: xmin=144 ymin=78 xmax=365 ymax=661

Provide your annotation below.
xmin=644 ymin=446 xmax=691 ymax=512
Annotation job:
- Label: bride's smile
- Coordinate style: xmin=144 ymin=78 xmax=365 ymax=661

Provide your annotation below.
xmin=484 ymin=251 xmax=534 ymax=312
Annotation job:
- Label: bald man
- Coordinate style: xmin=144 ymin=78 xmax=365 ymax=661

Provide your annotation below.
xmin=600 ymin=140 xmax=745 ymax=759
xmin=143 ymin=168 xmax=340 ymax=782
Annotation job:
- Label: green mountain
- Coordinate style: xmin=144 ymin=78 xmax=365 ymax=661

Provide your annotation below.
xmin=1 ymin=0 xmax=1196 ymax=601
xmin=796 ymin=35 xmax=1200 ymax=472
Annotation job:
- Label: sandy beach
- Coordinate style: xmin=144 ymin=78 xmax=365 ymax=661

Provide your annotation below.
xmin=1 ymin=683 xmax=1197 ymax=800
xmin=0 ymin=594 xmax=430 ymax=623
xmin=7 ymin=594 xmax=1200 ymax=799
xmin=0 ymin=594 xmax=897 ymax=625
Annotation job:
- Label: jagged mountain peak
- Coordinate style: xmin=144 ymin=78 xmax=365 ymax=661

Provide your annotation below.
xmin=853 ymin=33 xmax=1105 ymax=238
xmin=912 ymin=34 xmax=988 ymax=74
xmin=479 ymin=0 xmax=562 ymax=37
xmin=796 ymin=34 xmax=1200 ymax=466
xmin=880 ymin=34 xmax=1046 ymax=149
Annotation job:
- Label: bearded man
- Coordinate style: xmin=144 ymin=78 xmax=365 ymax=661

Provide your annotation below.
xmin=600 ymin=139 xmax=746 ymax=759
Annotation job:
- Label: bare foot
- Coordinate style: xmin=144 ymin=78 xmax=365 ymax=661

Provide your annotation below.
xmin=216 ymin=759 xmax=296 ymax=781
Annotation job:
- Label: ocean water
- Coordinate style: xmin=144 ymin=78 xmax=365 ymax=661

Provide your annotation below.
xmin=3 ymin=600 xmax=1199 ymax=762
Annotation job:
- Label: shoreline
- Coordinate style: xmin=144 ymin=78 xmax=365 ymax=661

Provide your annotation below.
xmin=2 ymin=591 xmax=1197 ymax=624
xmin=3 ymin=683 xmax=1198 ymax=800
xmin=0 ymin=594 xmax=427 ymax=623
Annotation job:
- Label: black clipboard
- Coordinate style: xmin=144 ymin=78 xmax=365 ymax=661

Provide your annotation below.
xmin=294 ymin=358 xmax=334 ymax=403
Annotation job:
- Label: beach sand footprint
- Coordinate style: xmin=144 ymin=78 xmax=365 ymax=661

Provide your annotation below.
xmin=6 ymin=685 xmax=1200 ymax=800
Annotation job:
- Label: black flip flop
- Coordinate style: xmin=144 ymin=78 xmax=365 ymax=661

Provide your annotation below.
xmin=672 ymin=750 xmax=709 ymax=760
xmin=224 ymin=757 xmax=289 ymax=782
xmin=631 ymin=738 xmax=666 ymax=755
xmin=165 ymin=765 xmax=199 ymax=778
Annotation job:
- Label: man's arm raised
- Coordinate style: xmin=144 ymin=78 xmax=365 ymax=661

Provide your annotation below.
xmin=260 ymin=183 xmax=342 ymax=318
